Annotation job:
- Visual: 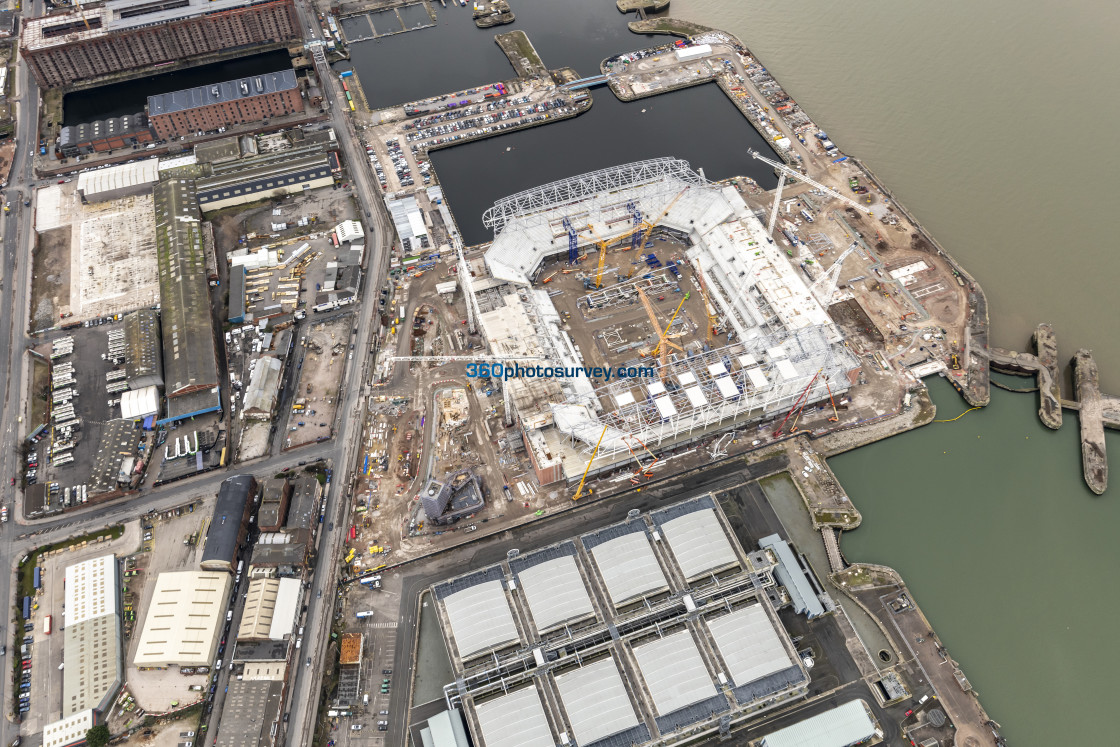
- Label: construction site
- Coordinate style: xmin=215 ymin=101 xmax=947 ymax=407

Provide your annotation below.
xmin=458 ymin=158 xmax=862 ymax=489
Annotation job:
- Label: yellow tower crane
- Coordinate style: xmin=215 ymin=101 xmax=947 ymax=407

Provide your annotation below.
xmin=636 ymin=287 xmax=684 ymax=375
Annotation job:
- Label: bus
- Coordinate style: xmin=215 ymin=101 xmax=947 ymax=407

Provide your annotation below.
xmin=44 ymin=615 xmax=52 ymax=635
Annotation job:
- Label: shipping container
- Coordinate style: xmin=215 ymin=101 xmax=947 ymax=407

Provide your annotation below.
xmin=22 ymin=596 xmax=30 ymax=620
xmin=33 ymin=567 xmax=41 ymax=590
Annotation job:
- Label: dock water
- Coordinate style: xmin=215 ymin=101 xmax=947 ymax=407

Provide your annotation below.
xmin=986 ymin=325 xmax=1110 ymax=494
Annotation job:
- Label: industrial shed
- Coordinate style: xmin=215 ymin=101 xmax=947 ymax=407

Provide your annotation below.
xmin=510 ymin=544 xmax=595 ymax=633
xmin=133 ymin=571 xmax=231 ymax=667
xmin=473 ymin=686 xmax=554 ymax=747
xmin=553 ymin=657 xmax=646 ymax=747
xmin=435 ymin=570 xmax=519 ymax=660
xmin=76 ymin=158 xmax=160 ymax=202
xmin=583 ymin=523 xmax=669 ymax=607
xmin=758 ymin=700 xmax=879 ymax=747
xmin=201 ymin=475 xmax=256 ymax=572
xmin=652 ymin=497 xmax=740 ymax=580
xmin=631 ymin=628 xmax=726 ymax=732
xmin=431 ymin=494 xmax=809 ymax=747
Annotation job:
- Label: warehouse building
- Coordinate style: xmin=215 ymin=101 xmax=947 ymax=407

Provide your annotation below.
xmin=147 ymin=69 xmax=304 ymax=140
xmin=42 ymin=710 xmax=98 ymax=747
xmin=153 ymin=178 xmax=222 ymax=424
xmin=431 ymin=495 xmax=809 ymax=747
xmin=122 ymin=308 xmax=163 ymax=390
xmin=759 ymin=533 xmax=827 ymax=619
xmin=20 ymin=0 xmax=300 ymax=89
xmin=61 ymin=554 xmax=122 ymax=717
xmin=77 ymin=158 xmax=160 ymax=203
xmin=237 ymin=577 xmax=301 ymax=641
xmin=257 ymin=477 xmax=292 ymax=532
xmin=758 ymin=700 xmax=880 ymax=747
xmin=201 ymin=474 xmax=257 ymax=572
xmin=133 ymin=571 xmax=231 ymax=668
xmin=195 ymin=154 xmax=333 ymax=212
xmin=214 ymin=678 xmax=285 ymax=747
xmin=59 ymin=112 xmax=153 ymax=158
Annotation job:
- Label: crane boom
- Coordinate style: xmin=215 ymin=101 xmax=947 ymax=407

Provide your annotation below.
xmin=809 ymin=241 xmax=859 ymax=306
xmin=388 ymin=355 xmax=544 ymax=363
xmin=748 ymin=150 xmax=872 ymax=215
xmin=573 ymin=425 xmax=609 ymax=501
xmin=766 ymin=172 xmax=786 ymax=237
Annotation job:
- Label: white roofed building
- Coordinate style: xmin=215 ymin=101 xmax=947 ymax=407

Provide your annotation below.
xmin=61 ymin=555 xmax=122 ymax=717
xmin=432 ymin=494 xmax=810 ymax=747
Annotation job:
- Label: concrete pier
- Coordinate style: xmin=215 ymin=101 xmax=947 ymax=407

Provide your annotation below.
xmin=1073 ymin=350 xmax=1107 ymax=495
xmin=1031 ymin=323 xmax=1062 ymax=429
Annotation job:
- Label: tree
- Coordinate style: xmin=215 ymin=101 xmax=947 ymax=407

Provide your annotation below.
xmin=86 ymin=724 xmax=111 ymax=747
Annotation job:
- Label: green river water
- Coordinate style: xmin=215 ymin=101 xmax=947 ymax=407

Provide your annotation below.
xmin=831 ymin=376 xmax=1120 ymax=744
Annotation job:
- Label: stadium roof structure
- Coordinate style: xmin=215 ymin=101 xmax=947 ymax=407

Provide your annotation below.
xmin=432 ymin=495 xmax=810 ymax=747
xmin=473 ymin=686 xmax=554 ymax=747
xmin=759 ymin=700 xmax=879 ymax=747
xmin=652 ymin=497 xmax=740 ymax=580
xmin=553 ymin=657 xmax=646 ymax=747
xmin=583 ymin=523 xmax=669 ymax=607
xmin=631 ymin=629 xmax=725 ymax=730
xmin=477 ymin=160 xmax=858 ymax=474
xmin=510 ymin=544 xmax=595 ymax=633
xmin=435 ymin=570 xmax=519 ymax=659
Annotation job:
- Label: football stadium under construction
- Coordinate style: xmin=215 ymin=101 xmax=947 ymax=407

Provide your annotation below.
xmin=463 ymin=158 xmax=859 ymax=486
xmin=430 ymin=495 xmax=813 ymax=747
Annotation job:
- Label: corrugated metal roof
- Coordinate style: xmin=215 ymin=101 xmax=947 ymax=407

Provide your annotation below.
xmin=705 ymin=605 xmax=793 ymax=687
xmin=632 ymin=629 xmax=718 ymax=715
xmin=441 ymin=580 xmax=518 ymax=659
xmin=554 ymin=657 xmax=641 ymax=746
xmin=586 ymin=529 xmax=668 ymax=606
xmin=76 ymin=158 xmax=159 ymax=198
xmin=759 ymin=700 xmax=876 ymax=747
xmin=516 ymin=554 xmax=595 ymax=632
xmin=658 ymin=508 xmax=739 ymax=579
xmin=473 ymin=686 xmax=554 ymax=747
xmin=759 ymin=534 xmax=825 ymax=618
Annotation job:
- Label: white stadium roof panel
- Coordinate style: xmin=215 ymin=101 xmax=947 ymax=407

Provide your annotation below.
xmin=706 ymin=605 xmax=793 ymax=687
xmin=737 ymin=354 xmax=757 ymax=367
xmin=554 ymin=657 xmax=641 ymax=745
xmin=474 ymin=686 xmax=555 ymax=747
xmin=517 ymin=555 xmax=595 ymax=632
xmin=745 ymin=368 xmax=769 ymax=389
xmin=632 ymin=629 xmax=717 ymax=715
xmin=776 ymin=359 xmax=799 ymax=381
xmin=767 ymin=345 xmax=788 ymax=359
xmin=615 ymin=391 xmax=636 ymax=407
xmin=715 ymin=377 xmax=740 ymax=399
xmin=707 ymin=362 xmax=728 ymax=377
xmin=660 ymin=508 xmax=739 ymax=579
xmin=442 ymin=581 xmax=519 ymax=658
xmin=684 ymin=386 xmax=708 ymax=407
xmin=677 ymin=371 xmax=697 ymax=386
xmin=588 ymin=531 xmax=669 ymax=605
xmin=654 ymin=395 xmax=678 ymax=419
xmin=647 ymin=381 xmax=667 ymax=396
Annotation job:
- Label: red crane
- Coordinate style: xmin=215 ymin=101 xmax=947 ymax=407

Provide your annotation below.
xmin=773 ymin=367 xmax=823 ymax=438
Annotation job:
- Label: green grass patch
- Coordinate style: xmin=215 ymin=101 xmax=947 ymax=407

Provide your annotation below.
xmin=29 ymin=357 xmax=50 ymax=429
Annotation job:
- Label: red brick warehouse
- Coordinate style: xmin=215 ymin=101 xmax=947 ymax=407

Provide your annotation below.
xmin=147 ymin=69 xmax=305 ymax=140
